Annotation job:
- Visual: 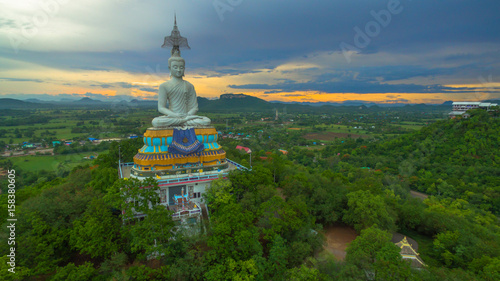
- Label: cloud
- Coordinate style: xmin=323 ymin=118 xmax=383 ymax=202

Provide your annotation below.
xmin=385 ymin=98 xmax=410 ymax=103
xmin=72 ymin=66 xmax=111 ymax=71
xmin=90 ymin=82 xmax=135 ymax=89
xmin=82 ymin=92 xmax=138 ymax=101
xmin=355 ymin=65 xmax=455 ymax=82
xmin=1 ymin=0 xmax=497 ymax=70
xmin=198 ymin=69 xmax=262 ymax=78
xmin=0 ymin=92 xmax=142 ymax=102
xmin=0 ymin=19 xmax=17 ymax=29
xmin=139 ymin=87 xmax=157 ymax=93
xmin=264 ymin=90 xmax=286 ymax=94
xmin=386 ymin=95 xmax=400 ymax=99
xmin=84 ymin=92 xmax=111 ymax=99
xmin=228 ymin=79 xmax=490 ymax=94
xmin=0 ymin=77 xmax=44 ymax=83
xmin=0 ymin=0 xmax=499 ymax=103
xmin=282 ymin=93 xmax=308 ymax=97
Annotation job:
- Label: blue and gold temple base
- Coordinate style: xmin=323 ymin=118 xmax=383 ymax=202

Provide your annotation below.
xmin=131 ymin=127 xmax=227 ymax=178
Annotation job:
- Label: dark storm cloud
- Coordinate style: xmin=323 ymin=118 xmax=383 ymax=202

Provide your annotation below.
xmin=3 ymin=0 xmax=496 ymax=69
xmin=189 ymin=0 xmax=500 ymax=62
xmin=355 ymin=66 xmax=455 ymax=82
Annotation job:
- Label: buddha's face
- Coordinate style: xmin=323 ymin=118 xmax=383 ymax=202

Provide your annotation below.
xmin=170 ymin=61 xmax=185 ymax=78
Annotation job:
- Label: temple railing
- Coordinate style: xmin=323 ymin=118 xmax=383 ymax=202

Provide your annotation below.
xmin=171 ymin=209 xmax=202 ymax=220
xmin=118 ymin=159 xmax=123 ymax=179
xmin=227 ymin=158 xmax=251 ymax=171
xmin=119 ymin=162 xmax=134 ymax=179
xmin=119 ymin=158 xmax=250 ymax=183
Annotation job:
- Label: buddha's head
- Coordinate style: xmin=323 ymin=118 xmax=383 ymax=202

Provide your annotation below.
xmin=168 ymin=50 xmax=185 ymax=78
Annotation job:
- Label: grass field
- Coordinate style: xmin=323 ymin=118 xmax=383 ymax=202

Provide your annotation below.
xmin=398 ymin=121 xmax=427 ymax=131
xmin=317 ymin=124 xmax=369 ymax=133
xmin=304 ymin=132 xmax=372 ymax=141
xmin=10 ymin=151 xmax=104 ymax=172
xmin=287 ymin=124 xmax=372 ymax=134
xmin=286 ymin=123 xmax=375 ymax=140
xmin=0 ymin=109 xmax=140 ymax=144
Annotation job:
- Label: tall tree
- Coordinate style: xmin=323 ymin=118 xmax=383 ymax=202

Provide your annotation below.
xmin=70 ymin=198 xmax=121 ymax=259
xmin=127 ymin=205 xmax=175 ymax=260
xmin=343 ymin=190 xmax=395 ymax=232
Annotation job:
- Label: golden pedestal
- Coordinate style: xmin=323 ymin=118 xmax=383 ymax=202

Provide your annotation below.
xmin=130 ymin=127 xmax=227 ymax=178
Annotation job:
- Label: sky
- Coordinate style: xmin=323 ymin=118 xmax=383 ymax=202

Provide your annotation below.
xmin=0 ymin=0 xmax=499 ymax=104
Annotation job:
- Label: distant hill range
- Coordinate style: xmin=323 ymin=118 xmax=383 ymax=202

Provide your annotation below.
xmin=74 ymin=97 xmax=103 ymax=104
xmin=198 ymin=94 xmax=273 ymax=112
xmin=0 ymin=94 xmax=458 ymax=113
xmin=0 ymin=98 xmax=41 ymax=109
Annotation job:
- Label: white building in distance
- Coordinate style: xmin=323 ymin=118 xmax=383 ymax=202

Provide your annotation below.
xmin=449 ymin=101 xmax=498 ymax=118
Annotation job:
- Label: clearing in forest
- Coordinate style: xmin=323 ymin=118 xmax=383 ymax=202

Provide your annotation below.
xmin=322 ymin=224 xmax=358 ymax=260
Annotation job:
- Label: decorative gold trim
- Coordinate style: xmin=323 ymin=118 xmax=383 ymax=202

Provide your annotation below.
xmin=133 ymin=150 xmax=226 ymax=168
xmin=194 ymin=128 xmax=217 ymax=135
xmin=143 ymin=127 xmax=217 ymax=138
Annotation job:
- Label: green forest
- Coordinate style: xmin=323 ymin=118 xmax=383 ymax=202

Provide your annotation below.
xmin=1 ymin=109 xmax=499 ymax=280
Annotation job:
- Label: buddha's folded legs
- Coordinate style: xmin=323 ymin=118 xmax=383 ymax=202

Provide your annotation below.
xmin=185 ymin=116 xmax=211 ymax=126
xmin=152 ymin=115 xmax=211 ymax=127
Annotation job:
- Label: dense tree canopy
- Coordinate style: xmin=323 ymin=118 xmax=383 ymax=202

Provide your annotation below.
xmin=1 ymin=112 xmax=499 ymax=280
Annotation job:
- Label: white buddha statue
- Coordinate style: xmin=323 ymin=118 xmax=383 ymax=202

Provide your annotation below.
xmin=152 ymin=51 xmax=211 ymax=128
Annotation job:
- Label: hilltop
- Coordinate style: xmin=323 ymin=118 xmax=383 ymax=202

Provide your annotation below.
xmin=0 ymin=98 xmax=38 ymax=109
xmin=331 ymin=109 xmax=500 ymax=214
xmin=199 ymin=93 xmax=273 ymax=112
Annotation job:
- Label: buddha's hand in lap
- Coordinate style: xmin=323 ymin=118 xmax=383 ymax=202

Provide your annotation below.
xmin=184 ymin=115 xmax=201 ymax=121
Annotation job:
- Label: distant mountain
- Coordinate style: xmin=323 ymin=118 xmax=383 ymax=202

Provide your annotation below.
xmin=24 ymin=98 xmax=47 ymax=103
xmin=441 ymin=100 xmax=499 ymax=105
xmin=483 ymin=99 xmax=500 ymax=104
xmin=197 ymin=94 xmax=454 ymax=113
xmin=60 ymin=98 xmax=77 ymax=102
xmin=0 ymin=95 xmax=454 ymax=113
xmin=200 ymin=94 xmax=273 ymax=112
xmin=74 ymin=97 xmax=103 ymax=104
xmin=128 ymin=99 xmax=156 ymax=107
xmin=0 ymin=98 xmax=37 ymax=109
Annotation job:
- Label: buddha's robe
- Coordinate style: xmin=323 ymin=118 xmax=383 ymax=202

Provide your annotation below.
xmin=152 ymin=80 xmax=211 ymax=127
